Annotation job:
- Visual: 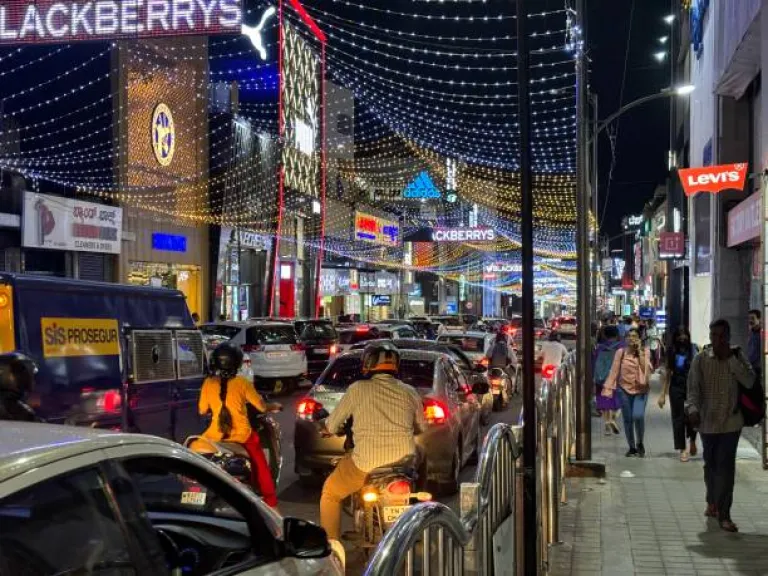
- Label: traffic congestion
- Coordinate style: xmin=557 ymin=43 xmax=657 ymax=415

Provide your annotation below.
xmin=0 ymin=274 xmax=573 ymax=575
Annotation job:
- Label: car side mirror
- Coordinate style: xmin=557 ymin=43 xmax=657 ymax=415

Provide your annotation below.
xmin=283 ymin=517 xmax=331 ymax=559
xmin=472 ymin=381 xmax=490 ymax=395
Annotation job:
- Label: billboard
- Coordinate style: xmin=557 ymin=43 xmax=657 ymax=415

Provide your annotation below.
xmin=432 ymin=227 xmax=495 ymax=242
xmin=354 ymin=211 xmax=400 ymax=247
xmin=0 ymin=0 xmax=242 ymax=45
xmin=678 ymin=163 xmax=747 ymax=196
xmin=22 ymin=192 xmax=122 ymax=254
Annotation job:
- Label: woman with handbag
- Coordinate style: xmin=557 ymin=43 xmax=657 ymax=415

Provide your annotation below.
xmin=602 ymin=328 xmax=653 ymax=457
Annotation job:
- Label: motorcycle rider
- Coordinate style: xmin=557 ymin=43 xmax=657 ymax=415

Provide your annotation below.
xmin=0 ymin=352 xmax=43 ymax=422
xmin=319 ymin=341 xmax=426 ymax=548
xmin=198 ymin=342 xmax=281 ymax=508
xmin=486 ymin=329 xmax=518 ymax=385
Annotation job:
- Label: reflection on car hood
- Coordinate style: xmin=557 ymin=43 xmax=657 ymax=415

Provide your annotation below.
xmin=311 ymin=386 xmax=347 ymax=413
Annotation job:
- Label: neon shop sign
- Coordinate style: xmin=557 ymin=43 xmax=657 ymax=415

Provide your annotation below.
xmin=0 ymin=0 xmax=242 ymax=44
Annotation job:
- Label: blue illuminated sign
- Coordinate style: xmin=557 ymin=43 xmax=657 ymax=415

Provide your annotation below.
xmin=152 ymin=233 xmax=187 ymax=253
xmin=403 ymin=171 xmax=441 ymax=199
xmin=372 ymin=295 xmax=392 ymax=306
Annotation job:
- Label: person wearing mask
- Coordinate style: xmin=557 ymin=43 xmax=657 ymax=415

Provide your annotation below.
xmin=602 ymin=328 xmax=652 ymax=457
xmin=658 ymin=327 xmax=699 ymax=462
xmin=747 ymin=309 xmax=762 ymax=378
xmin=0 ymin=352 xmax=43 ymax=422
xmin=686 ymin=319 xmax=754 ymax=532
xmin=198 ymin=342 xmax=282 ymax=508
xmin=593 ymin=326 xmax=623 ymax=435
xmin=319 ymin=342 xmax=425 ymax=553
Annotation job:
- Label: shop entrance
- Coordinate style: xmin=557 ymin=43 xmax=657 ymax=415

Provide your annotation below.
xmin=127 ymin=261 xmax=201 ymax=318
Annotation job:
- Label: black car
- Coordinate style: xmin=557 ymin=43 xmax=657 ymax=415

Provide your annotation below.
xmin=295 ymin=319 xmax=340 ymax=378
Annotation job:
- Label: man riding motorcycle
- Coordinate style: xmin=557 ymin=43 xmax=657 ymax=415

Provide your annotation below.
xmin=0 ymin=352 xmax=43 ymax=422
xmin=198 ymin=342 xmax=282 ymax=508
xmin=486 ymin=330 xmax=518 ymax=381
xmin=319 ymin=341 xmax=426 ymax=548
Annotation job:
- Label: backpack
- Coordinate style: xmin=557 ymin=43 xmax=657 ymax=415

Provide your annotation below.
xmin=594 ymin=343 xmax=621 ymax=384
xmin=740 ymin=377 xmax=765 ymax=427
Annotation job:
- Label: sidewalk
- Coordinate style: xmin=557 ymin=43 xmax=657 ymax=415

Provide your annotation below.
xmin=549 ymin=375 xmax=768 ymax=576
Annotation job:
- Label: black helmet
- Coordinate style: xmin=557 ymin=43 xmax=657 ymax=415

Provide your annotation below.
xmin=0 ymin=352 xmax=38 ymax=396
xmin=210 ymin=342 xmax=243 ymax=378
xmin=361 ymin=341 xmax=400 ymax=376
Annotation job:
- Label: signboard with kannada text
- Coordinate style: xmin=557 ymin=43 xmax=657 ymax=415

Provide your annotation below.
xmin=41 ymin=317 xmax=120 ymax=358
xmin=0 ymin=0 xmax=242 ymax=45
xmin=23 ymin=192 xmax=122 ymax=254
xmin=354 ymin=211 xmax=400 ymax=247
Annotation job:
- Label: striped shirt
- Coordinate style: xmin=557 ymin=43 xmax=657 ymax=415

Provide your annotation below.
xmin=326 ymin=373 xmax=426 ymax=472
xmin=686 ymin=347 xmax=755 ymax=434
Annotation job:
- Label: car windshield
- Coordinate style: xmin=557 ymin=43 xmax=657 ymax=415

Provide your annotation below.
xmin=317 ymin=356 xmax=435 ymax=390
xmin=245 ymin=325 xmax=297 ymax=345
xmin=437 ymin=336 xmax=486 ymax=353
xmin=299 ymin=322 xmax=338 ymax=341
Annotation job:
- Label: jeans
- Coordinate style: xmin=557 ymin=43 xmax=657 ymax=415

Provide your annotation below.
xmin=320 ymin=456 xmax=368 ymax=540
xmin=617 ymin=388 xmax=647 ymax=450
xmin=669 ymin=385 xmax=697 ymax=451
xmin=701 ymin=431 xmax=741 ymax=522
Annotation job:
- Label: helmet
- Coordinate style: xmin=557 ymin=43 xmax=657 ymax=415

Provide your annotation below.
xmin=210 ymin=342 xmax=243 ymax=378
xmin=361 ymin=341 xmax=400 ymax=376
xmin=0 ymin=352 xmax=38 ymax=396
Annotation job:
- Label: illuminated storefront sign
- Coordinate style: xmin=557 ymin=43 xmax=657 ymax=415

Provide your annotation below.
xmin=241 ymin=5 xmax=274 ymax=60
xmin=432 ymin=227 xmax=495 ymax=242
xmin=354 ymin=211 xmax=400 ymax=246
xmin=0 ymin=0 xmax=242 ymax=45
xmin=152 ymin=232 xmax=187 ymax=252
xmin=151 ymin=103 xmax=175 ymax=166
xmin=678 ymin=163 xmax=748 ymax=196
xmin=403 ymin=171 xmax=441 ymax=199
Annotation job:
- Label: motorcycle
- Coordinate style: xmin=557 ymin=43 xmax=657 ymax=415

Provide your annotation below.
xmin=488 ymin=367 xmax=513 ymax=410
xmin=184 ymin=407 xmax=282 ymax=502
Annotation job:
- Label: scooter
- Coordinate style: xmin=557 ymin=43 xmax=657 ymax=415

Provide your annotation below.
xmin=184 ymin=407 xmax=282 ymax=499
xmin=488 ymin=367 xmax=513 ymax=411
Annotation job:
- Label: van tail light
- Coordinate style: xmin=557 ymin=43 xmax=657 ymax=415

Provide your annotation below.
xmin=423 ymin=399 xmax=448 ymax=425
xmin=242 ymin=344 xmax=264 ymax=353
xmin=542 ymin=364 xmax=556 ymax=380
xmin=297 ymin=397 xmax=323 ymax=421
xmin=82 ymin=388 xmax=122 ymax=413
xmin=291 ymin=343 xmax=306 ymax=352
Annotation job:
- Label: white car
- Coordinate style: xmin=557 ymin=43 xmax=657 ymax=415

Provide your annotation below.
xmin=201 ymin=321 xmax=308 ymax=384
xmin=0 ymin=423 xmax=343 ymax=576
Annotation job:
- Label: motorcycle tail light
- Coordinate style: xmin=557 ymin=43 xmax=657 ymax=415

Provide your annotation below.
xmin=297 ymin=398 xmax=323 ymax=420
xmin=414 ymin=492 xmax=432 ymax=502
xmin=424 ymin=399 xmax=448 ymax=425
xmin=542 ymin=364 xmax=556 ymax=379
xmin=362 ymin=488 xmax=379 ymax=503
xmin=386 ymin=480 xmax=411 ymax=495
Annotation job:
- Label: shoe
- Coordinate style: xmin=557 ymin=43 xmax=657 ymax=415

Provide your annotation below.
xmin=610 ymin=421 xmax=620 ymax=435
xmin=625 ymin=448 xmax=638 ymax=457
xmin=679 ymin=450 xmax=689 ymax=462
xmin=637 ymin=443 xmax=646 ymax=458
xmin=689 ymin=440 xmax=697 ymax=457
xmin=704 ymin=504 xmax=718 ymax=518
xmin=719 ymin=520 xmax=738 ymax=533
xmin=329 ymin=539 xmax=346 ymax=571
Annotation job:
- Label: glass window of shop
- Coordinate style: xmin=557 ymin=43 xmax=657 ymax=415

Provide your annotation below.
xmin=127 ymin=261 xmax=201 ymax=318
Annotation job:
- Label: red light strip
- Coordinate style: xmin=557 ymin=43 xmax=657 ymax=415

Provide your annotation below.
xmin=314 ymin=42 xmax=327 ymax=318
xmin=286 ymin=0 xmax=327 ymax=44
xmin=272 ymin=0 xmax=286 ymax=317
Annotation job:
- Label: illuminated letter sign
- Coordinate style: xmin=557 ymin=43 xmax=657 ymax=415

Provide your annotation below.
xmin=0 ymin=0 xmax=242 ymax=44
xmin=432 ymin=227 xmax=496 ymax=242
xmin=678 ymin=163 xmax=747 ymax=196
xmin=403 ymin=171 xmax=441 ymax=199
xmin=354 ymin=211 xmax=399 ymax=247
xmin=241 ymin=6 xmax=274 ymax=60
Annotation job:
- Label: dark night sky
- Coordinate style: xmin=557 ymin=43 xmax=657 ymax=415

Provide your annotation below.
xmin=588 ymin=0 xmax=675 ymax=240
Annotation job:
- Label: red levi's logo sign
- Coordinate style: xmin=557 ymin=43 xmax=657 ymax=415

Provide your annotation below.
xmin=678 ymin=163 xmax=748 ymax=196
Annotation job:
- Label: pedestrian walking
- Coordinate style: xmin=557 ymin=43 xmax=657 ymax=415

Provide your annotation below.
xmin=593 ymin=325 xmax=623 ymax=435
xmin=602 ymin=328 xmax=652 ymax=457
xmin=686 ymin=319 xmax=755 ymax=532
xmin=658 ymin=326 xmax=699 ymax=462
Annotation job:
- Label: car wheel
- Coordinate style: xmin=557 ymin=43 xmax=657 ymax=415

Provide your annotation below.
xmin=436 ymin=443 xmax=462 ymax=496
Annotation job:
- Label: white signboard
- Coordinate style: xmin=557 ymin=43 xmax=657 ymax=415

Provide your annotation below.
xmin=23 ymin=192 xmax=122 ymax=254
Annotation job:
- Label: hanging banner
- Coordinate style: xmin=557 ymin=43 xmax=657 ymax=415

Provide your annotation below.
xmin=678 ymin=163 xmax=748 ymax=196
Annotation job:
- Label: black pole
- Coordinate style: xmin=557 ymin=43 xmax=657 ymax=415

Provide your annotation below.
xmin=516 ymin=0 xmax=537 ymax=573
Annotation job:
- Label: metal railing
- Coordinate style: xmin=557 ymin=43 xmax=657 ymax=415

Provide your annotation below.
xmin=364 ymin=352 xmax=577 ymax=576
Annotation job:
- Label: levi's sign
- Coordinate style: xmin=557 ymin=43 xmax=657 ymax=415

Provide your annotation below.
xmin=433 ymin=227 xmax=495 ymax=242
xmin=0 ymin=0 xmax=242 ymax=44
xmin=678 ymin=163 xmax=747 ymax=196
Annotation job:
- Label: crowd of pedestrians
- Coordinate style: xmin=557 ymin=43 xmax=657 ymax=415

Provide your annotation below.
xmin=592 ymin=311 xmax=763 ymax=533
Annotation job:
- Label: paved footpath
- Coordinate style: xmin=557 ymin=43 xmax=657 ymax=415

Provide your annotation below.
xmin=549 ymin=374 xmax=768 ymax=576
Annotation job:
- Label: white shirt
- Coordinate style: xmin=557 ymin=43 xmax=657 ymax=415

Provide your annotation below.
xmin=539 ymin=341 xmax=569 ymax=367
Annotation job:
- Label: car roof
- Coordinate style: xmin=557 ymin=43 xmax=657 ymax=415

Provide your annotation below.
xmin=338 ymin=346 xmax=445 ymax=360
xmin=437 ymin=331 xmax=489 ymax=338
xmin=0 ymin=423 xmax=178 ymax=483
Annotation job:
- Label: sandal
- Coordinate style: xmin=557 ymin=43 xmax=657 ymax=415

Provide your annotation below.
xmin=680 ymin=451 xmax=690 ymax=462
xmin=720 ymin=520 xmax=738 ymax=533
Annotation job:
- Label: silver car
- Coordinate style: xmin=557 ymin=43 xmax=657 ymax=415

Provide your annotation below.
xmin=293 ymin=350 xmax=486 ymax=495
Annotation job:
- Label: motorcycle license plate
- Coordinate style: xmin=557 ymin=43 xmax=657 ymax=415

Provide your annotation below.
xmin=181 ymin=490 xmax=207 ymax=506
xmin=274 ymin=380 xmax=284 ymax=393
xmin=383 ymin=505 xmax=411 ymax=524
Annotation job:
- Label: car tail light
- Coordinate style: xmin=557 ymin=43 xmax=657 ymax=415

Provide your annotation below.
xmin=329 ymin=344 xmax=339 ymax=355
xmin=297 ymin=398 xmax=323 ymax=420
xmin=542 ymin=364 xmax=556 ymax=379
xmin=355 ymin=326 xmax=370 ymax=333
xmin=242 ymin=344 xmax=264 ymax=353
xmin=291 ymin=343 xmax=306 ymax=352
xmin=386 ymin=480 xmax=412 ymax=495
xmin=424 ymin=399 xmax=448 ymax=425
